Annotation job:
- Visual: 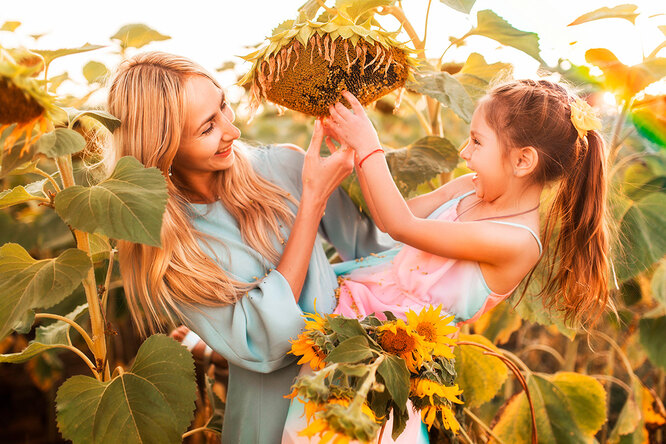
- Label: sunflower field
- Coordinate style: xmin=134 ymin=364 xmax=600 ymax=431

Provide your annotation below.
xmin=1 ymin=0 xmax=665 ymax=443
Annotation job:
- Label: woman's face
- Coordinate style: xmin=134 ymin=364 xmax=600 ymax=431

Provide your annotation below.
xmin=173 ymin=75 xmax=240 ymax=179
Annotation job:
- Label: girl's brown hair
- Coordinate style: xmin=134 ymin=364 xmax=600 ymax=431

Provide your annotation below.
xmin=480 ymin=79 xmax=610 ymax=326
xmin=107 ymin=52 xmax=296 ymax=336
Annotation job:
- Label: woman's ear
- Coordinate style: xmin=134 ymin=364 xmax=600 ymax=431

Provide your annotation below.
xmin=511 ymin=146 xmax=539 ymax=178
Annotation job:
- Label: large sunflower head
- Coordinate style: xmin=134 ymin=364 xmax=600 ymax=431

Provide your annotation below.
xmin=405 ymin=305 xmax=458 ymax=359
xmin=0 ymin=48 xmax=57 ymax=155
xmin=377 ymin=318 xmax=430 ymax=372
xmin=239 ymin=0 xmax=417 ymax=117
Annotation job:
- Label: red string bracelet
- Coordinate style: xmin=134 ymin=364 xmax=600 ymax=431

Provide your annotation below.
xmin=358 ymin=148 xmax=384 ymax=168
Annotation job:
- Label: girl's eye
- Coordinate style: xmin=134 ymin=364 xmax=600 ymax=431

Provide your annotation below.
xmin=472 ymin=138 xmax=480 ymax=146
xmin=220 ymin=101 xmax=227 ymax=110
xmin=202 ymin=122 xmax=214 ymax=135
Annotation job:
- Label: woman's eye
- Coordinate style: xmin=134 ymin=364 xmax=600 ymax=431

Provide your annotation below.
xmin=202 ymin=123 xmax=214 ymax=135
xmin=472 ymin=138 xmax=480 ymax=146
xmin=220 ymin=101 xmax=227 ymax=110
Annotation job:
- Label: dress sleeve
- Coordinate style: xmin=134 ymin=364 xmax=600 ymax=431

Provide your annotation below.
xmin=180 ymin=269 xmax=305 ymax=374
xmin=270 ymin=145 xmax=396 ymax=262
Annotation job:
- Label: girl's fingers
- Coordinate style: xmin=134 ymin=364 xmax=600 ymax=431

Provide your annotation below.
xmin=328 ymin=104 xmax=345 ymax=123
xmin=334 ymin=101 xmax=352 ymax=119
xmin=341 ymin=91 xmax=364 ymax=115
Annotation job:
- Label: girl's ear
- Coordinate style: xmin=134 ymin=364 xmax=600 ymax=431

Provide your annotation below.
xmin=511 ymin=146 xmax=539 ymax=178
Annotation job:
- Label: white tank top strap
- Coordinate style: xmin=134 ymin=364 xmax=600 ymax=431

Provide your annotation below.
xmin=485 ymin=221 xmax=543 ymax=255
xmin=428 ymin=190 xmax=477 ymax=219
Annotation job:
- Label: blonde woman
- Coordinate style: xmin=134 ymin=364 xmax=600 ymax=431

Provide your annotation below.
xmin=107 ymin=52 xmax=393 ymax=443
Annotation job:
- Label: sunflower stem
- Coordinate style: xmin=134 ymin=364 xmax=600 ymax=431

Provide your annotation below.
xmin=55 ymin=154 xmax=109 ymax=381
xmin=380 ymin=6 xmax=424 ymax=60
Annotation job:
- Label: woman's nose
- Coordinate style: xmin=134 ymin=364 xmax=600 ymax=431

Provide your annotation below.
xmin=221 ymin=115 xmax=241 ymax=141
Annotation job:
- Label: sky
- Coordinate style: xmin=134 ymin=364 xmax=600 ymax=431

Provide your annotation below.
xmin=1 ymin=0 xmax=665 ymax=102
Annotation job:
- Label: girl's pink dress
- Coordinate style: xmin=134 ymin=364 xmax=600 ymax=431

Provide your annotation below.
xmin=282 ymin=191 xmax=542 ymax=443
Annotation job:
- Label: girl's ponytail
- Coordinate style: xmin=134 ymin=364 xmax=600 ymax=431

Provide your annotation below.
xmin=539 ymin=129 xmax=609 ymax=325
xmin=484 ymin=79 xmax=611 ymax=326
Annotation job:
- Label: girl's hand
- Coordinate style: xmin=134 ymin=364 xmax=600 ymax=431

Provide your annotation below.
xmin=302 ymin=119 xmax=355 ymax=203
xmin=326 ymin=91 xmax=382 ymax=158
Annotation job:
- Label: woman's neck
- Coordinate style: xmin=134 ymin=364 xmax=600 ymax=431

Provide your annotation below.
xmin=174 ymin=172 xmax=219 ymax=203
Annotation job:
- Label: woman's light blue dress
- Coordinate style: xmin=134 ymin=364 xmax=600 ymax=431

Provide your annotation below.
xmin=177 ymin=145 xmax=395 ymax=444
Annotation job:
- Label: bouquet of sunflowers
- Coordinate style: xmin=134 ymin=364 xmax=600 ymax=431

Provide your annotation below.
xmin=289 ymin=305 xmax=463 ymax=442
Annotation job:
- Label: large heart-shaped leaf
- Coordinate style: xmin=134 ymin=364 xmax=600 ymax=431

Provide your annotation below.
xmin=468 ymin=10 xmax=543 ymax=63
xmin=56 ymin=334 xmax=197 ymax=444
xmin=568 ymin=4 xmax=639 ymax=26
xmin=325 ymin=335 xmax=373 ymax=364
xmin=64 ymin=107 xmax=121 ymax=133
xmin=491 ymin=372 xmax=606 ymax=443
xmin=439 ymin=0 xmax=476 ymax=14
xmin=408 ymin=71 xmax=475 ymax=122
xmin=54 ymin=156 xmax=168 ymax=246
xmin=377 ymin=353 xmax=410 ymax=411
xmin=36 ymin=128 xmax=86 ymax=158
xmin=652 ymin=259 xmax=666 ymax=306
xmin=342 ymin=135 xmax=460 ymax=211
xmin=454 ymin=52 xmax=512 ymax=100
xmin=0 ymin=182 xmax=47 ymax=209
xmin=0 ymin=304 xmax=88 ymax=364
xmin=639 ymin=315 xmax=666 ymax=370
xmin=586 ymin=49 xmax=666 ymax=101
xmin=111 ymin=24 xmax=171 ymax=50
xmin=473 ymin=300 xmax=522 ymax=345
xmin=454 ymin=334 xmax=508 ymax=408
xmin=614 ymin=191 xmax=666 ymax=281
xmin=32 ymin=44 xmax=104 ymax=68
xmin=83 ymin=61 xmax=109 ymax=84
xmin=0 ymin=244 xmax=91 ymax=339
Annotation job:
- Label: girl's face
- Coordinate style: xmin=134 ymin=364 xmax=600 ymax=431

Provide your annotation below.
xmin=460 ymin=105 xmax=513 ymax=201
xmin=173 ymin=75 xmax=241 ymax=179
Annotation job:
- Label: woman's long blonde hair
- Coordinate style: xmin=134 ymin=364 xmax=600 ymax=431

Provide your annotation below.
xmin=108 ymin=52 xmax=295 ymax=336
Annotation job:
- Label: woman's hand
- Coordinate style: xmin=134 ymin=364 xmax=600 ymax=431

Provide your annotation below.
xmin=302 ymin=119 xmax=354 ymax=203
xmin=326 ymin=91 xmax=382 ymax=158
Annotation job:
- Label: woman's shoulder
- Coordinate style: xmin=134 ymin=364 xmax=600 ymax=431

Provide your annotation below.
xmin=246 ymin=143 xmax=305 ymax=169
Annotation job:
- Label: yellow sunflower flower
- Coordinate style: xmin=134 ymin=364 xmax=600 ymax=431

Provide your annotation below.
xmin=290 ymin=312 xmax=330 ymax=370
xmin=405 ymin=305 xmax=457 ymax=359
xmin=410 ymin=378 xmax=463 ymax=406
xmin=0 ymin=48 xmax=57 ymax=155
xmin=419 ymin=404 xmax=461 ymax=433
xmin=377 ymin=319 xmax=430 ymax=372
xmin=298 ymin=398 xmax=376 ymax=444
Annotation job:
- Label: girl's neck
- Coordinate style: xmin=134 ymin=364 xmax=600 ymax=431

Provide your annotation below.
xmin=462 ymin=182 xmax=543 ymax=221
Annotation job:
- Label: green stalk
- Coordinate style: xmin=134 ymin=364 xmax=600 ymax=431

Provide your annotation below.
xmin=55 ymin=154 xmax=108 ymax=381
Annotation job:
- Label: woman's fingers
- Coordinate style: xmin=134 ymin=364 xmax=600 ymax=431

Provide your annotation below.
xmin=307 ymin=119 xmax=324 ymax=158
xmin=324 ymin=136 xmax=338 ymax=154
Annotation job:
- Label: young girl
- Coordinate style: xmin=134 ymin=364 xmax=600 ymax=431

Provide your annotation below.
xmin=320 ymin=80 xmax=610 ymax=327
xmin=108 ymin=52 xmax=394 ymax=444
xmin=284 ymin=80 xmax=610 ymax=442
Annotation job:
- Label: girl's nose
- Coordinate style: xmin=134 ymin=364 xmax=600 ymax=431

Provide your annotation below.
xmin=459 ymin=140 xmax=471 ymax=160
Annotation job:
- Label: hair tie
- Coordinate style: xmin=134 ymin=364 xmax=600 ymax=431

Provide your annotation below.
xmin=570 ymin=97 xmax=602 ymax=138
